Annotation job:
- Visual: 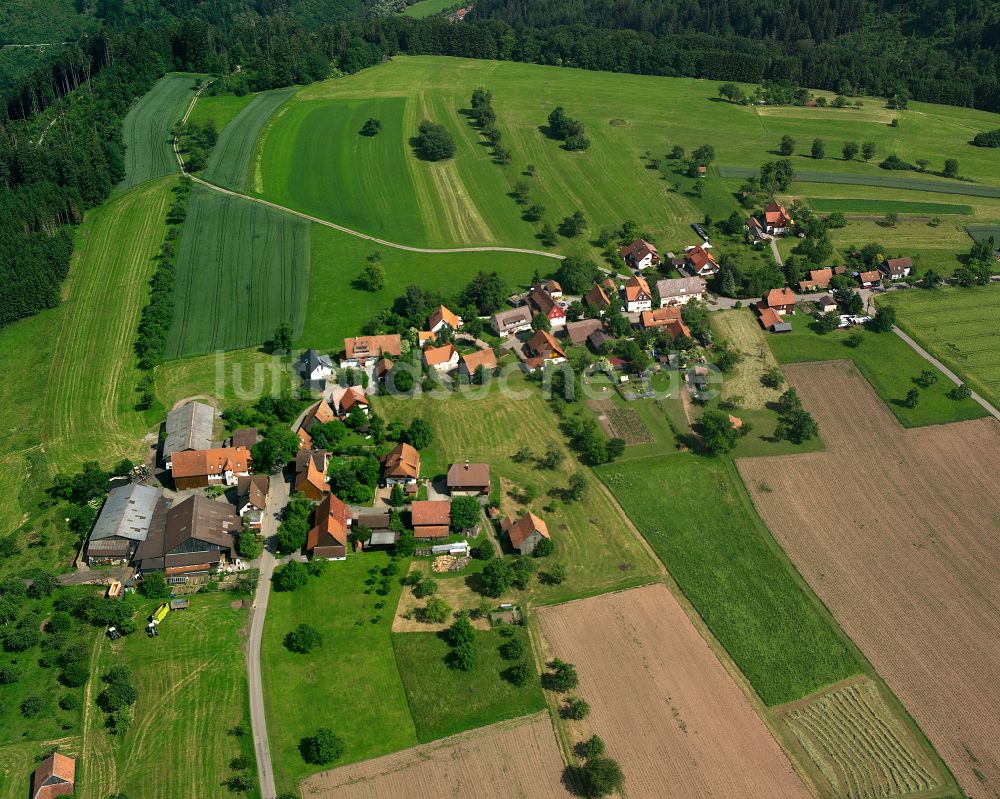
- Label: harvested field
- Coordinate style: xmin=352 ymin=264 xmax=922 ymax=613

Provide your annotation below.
xmin=781 ymin=678 xmax=943 ymax=799
xmin=589 ymin=400 xmax=654 ymax=444
xmin=301 ymin=713 xmax=572 ymax=799
xmin=537 ymin=584 xmax=812 ymax=799
xmin=711 ymin=308 xmax=784 ymax=408
xmin=739 ymin=360 xmax=1000 ymax=797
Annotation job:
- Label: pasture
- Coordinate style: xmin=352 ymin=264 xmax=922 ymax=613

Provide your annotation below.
xmin=203 ymin=87 xmax=296 ymax=191
xmin=118 ymin=73 xmax=200 ymax=191
xmin=77 ymin=594 xmax=253 ymax=799
xmin=164 ymin=188 xmax=311 ymax=359
xmin=766 ymin=313 xmax=986 ymax=426
xmin=302 ymin=714 xmax=573 ymax=799
xmin=537 ymin=584 xmax=813 ymax=798
xmin=711 ymin=308 xmax=785 ymax=408
xmin=807 ymin=198 xmax=973 ymax=215
xmin=261 ymin=552 xmax=418 ymax=794
xmin=595 ymin=454 xmax=862 ymax=706
xmin=738 ymin=360 xmax=996 ymax=797
xmin=880 ymin=284 xmax=1000 ymax=410
xmin=392 ymin=627 xmax=545 ymax=742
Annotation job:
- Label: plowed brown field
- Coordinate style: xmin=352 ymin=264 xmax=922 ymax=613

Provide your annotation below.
xmin=300 ymin=713 xmax=572 ymax=798
xmin=739 ymin=360 xmax=1000 ymax=797
xmin=536 ymin=584 xmax=812 ymax=799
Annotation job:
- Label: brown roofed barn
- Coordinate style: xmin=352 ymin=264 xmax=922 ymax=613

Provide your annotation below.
xmin=411 ymin=500 xmax=452 ymax=538
xmin=447 ymin=462 xmax=491 ymax=495
xmin=502 ymin=512 xmax=550 ymax=555
xmin=32 ymin=752 xmax=75 ymax=799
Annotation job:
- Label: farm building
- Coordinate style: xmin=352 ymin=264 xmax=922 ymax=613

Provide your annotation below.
xmin=428 ymin=305 xmax=463 ymax=334
xmin=167 ymin=446 xmax=251 ymax=489
xmin=619 ymin=238 xmax=660 ymax=270
xmin=459 ymin=348 xmax=498 ymax=381
xmin=501 ymin=512 xmax=550 ymax=555
xmin=382 ymin=443 xmax=420 ymax=486
xmin=815 ymin=295 xmax=838 ymax=313
xmin=236 ymin=474 xmax=270 ymax=529
xmin=133 ymin=494 xmax=241 ymax=576
xmin=527 ymin=287 xmax=567 ymax=329
xmin=307 ymin=493 xmax=351 ymax=560
xmin=755 ymin=305 xmax=793 ymax=333
xmin=566 ymin=318 xmax=603 ymax=346
xmin=656 ymin=276 xmax=706 ymax=306
xmin=411 ymin=500 xmax=451 ymax=539
xmin=588 ymin=330 xmax=612 ymax=354
xmin=491 ymin=306 xmax=533 ymax=338
xmin=341 ymin=334 xmax=402 ymax=368
xmin=85 ymin=483 xmax=166 ymax=565
xmin=423 ymin=342 xmax=460 ymax=373
xmin=162 ymin=401 xmax=218 ymax=461
xmin=357 ymin=511 xmax=397 ymax=547
xmin=230 ymin=427 xmax=258 ymax=449
xmin=447 ymin=462 xmax=491 ymax=495
xmin=32 ymin=753 xmax=75 ymax=799
xmin=881 ymin=256 xmax=913 ymax=280
xmin=623 ymin=275 xmax=653 ymax=313
xmin=301 ymin=349 xmax=334 ymax=390
xmin=640 ymin=307 xmax=691 ymax=340
xmin=295 ymin=449 xmax=330 ymax=501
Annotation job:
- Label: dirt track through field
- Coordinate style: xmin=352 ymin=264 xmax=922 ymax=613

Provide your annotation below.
xmin=537 ymin=584 xmax=812 ymax=799
xmin=301 ymin=713 xmax=572 ymax=798
xmin=739 ymin=360 xmax=1000 ymax=796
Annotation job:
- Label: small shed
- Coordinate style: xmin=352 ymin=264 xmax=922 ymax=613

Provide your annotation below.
xmin=169 ymin=599 xmax=190 ymax=610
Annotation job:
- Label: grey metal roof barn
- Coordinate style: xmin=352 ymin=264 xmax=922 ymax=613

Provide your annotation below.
xmin=90 ymin=484 xmax=162 ymax=543
xmin=163 ymin=401 xmax=218 ymax=458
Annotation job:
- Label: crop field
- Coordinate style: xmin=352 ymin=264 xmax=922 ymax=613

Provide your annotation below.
xmin=77 ymin=594 xmax=253 ymax=799
xmin=767 ymin=314 xmax=986 ymax=426
xmin=380 ymin=378 xmax=661 ymax=605
xmin=881 ymin=285 xmax=1000 ymax=410
xmin=261 ymin=552 xmax=418 ymax=794
xmin=589 ymin=400 xmax=654 ymax=444
xmin=302 ymin=713 xmax=573 ymax=798
xmin=780 ymin=679 xmax=945 ymax=799
xmin=164 ymin=188 xmax=310 ymax=359
xmin=118 ymin=73 xmax=200 ymax=191
xmin=392 ymin=627 xmax=545 ymax=742
xmin=807 ymin=198 xmax=973 ymax=215
xmin=966 ymin=223 xmax=1000 ymax=241
xmin=596 ymin=454 xmax=861 ymax=706
xmin=738 ymin=361 xmax=1000 ymax=797
xmin=203 ymin=87 xmax=296 ymax=192
xmin=537 ymin=584 xmax=812 ymax=798
xmin=711 ymin=308 xmax=785 ymax=408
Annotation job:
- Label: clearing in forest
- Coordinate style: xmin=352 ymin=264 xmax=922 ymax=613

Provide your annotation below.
xmin=739 ymin=360 xmax=1000 ymax=797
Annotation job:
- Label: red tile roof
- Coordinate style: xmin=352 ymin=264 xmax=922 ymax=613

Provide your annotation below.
xmin=170 ymin=447 xmax=251 ymax=479
xmin=307 ymin=493 xmax=350 ymax=551
xmin=382 ymin=443 xmax=420 ymax=480
xmin=765 ymin=287 xmax=797 ymax=307
xmin=428 ymin=305 xmax=462 ymax=330
xmin=424 ymin=343 xmax=458 ymax=367
xmin=32 ymin=753 xmax=75 ymax=799
xmin=505 ymin=512 xmax=550 ymax=549
xmin=624 ymin=275 xmax=652 ymax=303
xmin=411 ymin=500 xmax=451 ymax=526
xmin=461 ymin=348 xmax=497 ymax=372
xmin=344 ymin=334 xmax=402 ymax=361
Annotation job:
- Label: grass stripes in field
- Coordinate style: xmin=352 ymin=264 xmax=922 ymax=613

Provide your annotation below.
xmin=165 ymin=188 xmax=310 ymax=359
xmin=807 ymin=198 xmax=973 ymax=215
xmin=966 ymin=223 xmax=1000 ymax=242
xmin=118 ymin=73 xmax=200 ymax=191
xmin=719 ymin=165 xmax=1000 ymax=198
xmin=203 ymin=87 xmax=296 ymax=192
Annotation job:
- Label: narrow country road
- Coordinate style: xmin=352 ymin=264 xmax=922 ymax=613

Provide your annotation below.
xmin=892 ymin=326 xmax=1000 ymax=421
xmin=768 ymin=237 xmax=783 ymax=267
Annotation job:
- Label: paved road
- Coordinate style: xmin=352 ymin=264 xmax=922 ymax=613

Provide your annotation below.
xmin=246 ymin=472 xmax=289 ymax=799
xmin=892 ymin=326 xmax=1000 ymax=421
xmin=768 ymin=237 xmax=783 ymax=266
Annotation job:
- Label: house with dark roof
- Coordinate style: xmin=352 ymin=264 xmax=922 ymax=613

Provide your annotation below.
xmin=530 ymin=278 xmax=563 ymax=298
xmin=815 ymin=294 xmax=838 ymax=313
xmin=381 ymin=443 xmax=420 ymax=486
xmin=411 ymin=500 xmax=451 ymax=539
xmin=881 ymin=256 xmax=913 ymax=280
xmin=230 ymin=427 xmax=258 ymax=449
xmin=588 ymin=329 xmax=612 ymax=354
xmin=168 ymin=447 xmax=252 ymax=490
xmin=566 ymin=318 xmax=603 ymax=346
xmin=619 ymin=239 xmax=660 ymax=270
xmin=584 ymin=283 xmax=612 ymax=314
xmin=86 ymin=483 xmax=166 ymax=565
xmin=447 ymin=461 xmax=491 ymax=496
xmin=301 ymin=349 xmax=334 ymax=390
xmin=294 ymin=449 xmax=330 ymax=501
xmin=527 ymin=287 xmax=566 ymax=330
xmin=307 ymin=493 xmax=351 ymax=560
xmin=236 ymin=474 xmax=270 ymax=529
xmin=522 ymin=329 xmax=567 ymax=371
xmin=32 ymin=752 xmax=75 ymax=799
xmin=163 ymin=401 xmax=217 ymax=461
xmin=134 ymin=494 xmax=241 ymax=575
xmin=501 ymin=512 xmax=550 ymax=555
xmin=491 ymin=306 xmax=533 ymax=338
xmin=356 ymin=511 xmax=396 ymax=547
xmin=656 ymin=276 xmax=706 ymax=307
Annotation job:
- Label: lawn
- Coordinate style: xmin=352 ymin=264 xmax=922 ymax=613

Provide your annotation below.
xmin=118 ymin=73 xmax=201 ymax=191
xmin=187 ymin=93 xmax=255 ymax=136
xmin=597 ymin=454 xmax=862 ymax=706
xmin=402 ymin=0 xmax=458 ymax=16
xmin=154 ymin=347 xmax=297 ymax=410
xmin=77 ymin=593 xmax=254 ymax=799
xmin=164 ymin=187 xmax=311 ymax=359
xmin=766 ymin=313 xmax=987 ymax=427
xmin=392 ymin=627 xmax=545 ymax=742
xmin=879 ymin=284 xmax=1000 ymax=410
xmin=261 ymin=553 xmax=418 ymax=794
xmin=807 ymin=198 xmax=973 ymax=215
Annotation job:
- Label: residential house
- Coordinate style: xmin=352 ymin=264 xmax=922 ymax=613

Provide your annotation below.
xmin=296 ymin=426 xmax=313 ymax=451
xmin=639 ymin=307 xmax=692 ymax=340
xmin=755 ymin=305 xmax=793 ymax=333
xmin=411 ymin=500 xmax=451 ymax=539
xmin=381 ymin=442 xmax=420 ymax=486
xmin=523 ymin=329 xmax=568 ymax=371
xmin=236 ymin=474 xmax=270 ymax=530
xmin=501 ymin=512 xmax=550 ymax=555
xmin=423 ymin=342 xmax=460 ymax=373
xmin=858 ymin=270 xmax=882 ymax=289
xmin=418 ymin=331 xmax=436 ymax=348
xmin=623 ymin=276 xmax=653 ymax=313
xmin=762 ymin=201 xmax=794 ymax=235
xmin=356 ymin=511 xmax=396 ymax=547
xmin=584 ymin=283 xmax=612 ymax=313
xmin=162 ymin=401 xmax=217 ymax=461
xmin=797 ymin=268 xmax=833 ymax=292
xmin=32 ymin=752 xmax=75 ymax=799
xmin=447 ymin=461 xmax=491 ymax=496
xmin=527 ymin=287 xmax=566 ymax=330
xmin=168 ymin=446 xmax=251 ymax=490
xmin=685 ymin=245 xmax=720 ymax=277
xmin=460 ymin=348 xmax=497 ymax=381
xmin=619 ymin=239 xmax=660 ymax=270
xmin=329 ymin=385 xmax=369 ymax=418
xmin=294 ymin=449 xmax=330 ymax=501
xmin=300 ymin=399 xmax=335 ymax=432
xmin=85 ymin=484 xmax=166 ymax=565
xmin=307 ymin=493 xmax=351 ymax=560
xmin=230 ymin=428 xmax=258 ymax=450
xmin=747 ymin=215 xmax=767 ymax=241
xmin=656 ymin=276 xmax=706 ymax=307
xmin=763 ymin=287 xmax=797 ymax=314
xmin=815 ymin=294 xmax=838 ymax=313
xmin=428 ymin=305 xmax=463 ymax=334
xmin=375 ymin=357 xmax=394 ymax=385
xmin=881 ymin=256 xmax=913 ymax=280
xmin=133 ymin=494 xmax=241 ymax=576
xmin=301 ymin=349 xmax=334 ymax=390
xmin=491 ymin=306 xmax=533 ymax=338
xmin=566 ymin=318 xmax=603 ymax=346
xmin=341 ymin=334 xmax=402 ymax=368
xmin=531 ymin=278 xmax=563 ymax=298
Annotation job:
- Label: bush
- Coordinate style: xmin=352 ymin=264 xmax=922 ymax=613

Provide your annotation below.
xmin=415 ymin=120 xmax=455 ymax=161
xmin=0 ymin=664 xmax=21 ymax=684
xmin=413 ymin=577 xmax=438 ymax=599
xmin=237 ymin=531 xmax=264 ymax=560
xmin=21 ymin=695 xmax=45 ymax=717
xmin=60 ymin=660 xmax=90 ymax=687
xmin=138 ymin=570 xmax=170 ymax=599
xmin=300 ymin=728 xmax=345 ymax=764
xmin=575 ymin=756 xmax=625 ymax=797
xmin=562 ymin=696 xmax=590 ymax=720
xmin=545 ymin=658 xmax=579 ymax=692
xmin=583 ymin=734 xmax=606 ymax=759
xmin=544 ymin=563 xmax=567 ymax=585
xmin=972 ymin=128 xmax=1000 ymax=147
xmin=448 ymin=640 xmax=478 ymax=671
xmin=480 ymin=559 xmax=515 ymax=597
xmin=272 ymin=561 xmax=309 ymax=592
xmin=880 ymin=154 xmax=914 ymax=171
xmin=504 ymin=661 xmax=533 ymax=686
xmin=532 ymin=536 xmax=554 ymax=558
xmin=230 ymin=754 xmax=251 ymax=770
xmin=59 ymin=693 xmax=81 ymax=710
xmin=948 ymin=383 xmax=972 ymax=400
xmin=98 ymin=681 xmax=138 ymax=713
xmin=284 ymin=623 xmax=322 ymax=654
xmin=423 ymin=597 xmax=452 ymax=623
xmin=499 ymin=638 xmax=524 ymax=660
xmin=445 ymin=615 xmax=475 ymax=648
xmin=107 ymin=708 xmax=132 ymax=736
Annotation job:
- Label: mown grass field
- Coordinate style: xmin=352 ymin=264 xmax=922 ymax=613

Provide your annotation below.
xmin=766 ymin=314 xmax=987 ymax=427
xmin=77 ymin=594 xmax=253 ymax=799
xmin=203 ymin=87 xmax=296 ymax=191
xmin=392 ymin=627 xmax=545 ymax=742
xmin=807 ymin=198 xmax=973 ymax=215
xmin=261 ymin=553 xmax=418 ymax=794
xmin=596 ymin=453 xmax=862 ymax=706
xmin=164 ymin=188 xmax=311 ymax=359
xmin=402 ymin=0 xmax=458 ymax=16
xmin=187 ymin=93 xmax=255 ymax=134
xmin=880 ymin=285 xmax=1000 ymax=410
xmin=118 ymin=73 xmax=200 ymax=191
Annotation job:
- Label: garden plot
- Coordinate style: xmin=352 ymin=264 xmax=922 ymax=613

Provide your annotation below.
xmin=588 ymin=400 xmax=654 ymax=444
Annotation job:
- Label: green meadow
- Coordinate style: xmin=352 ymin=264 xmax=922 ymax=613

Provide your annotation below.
xmin=807 ymin=198 xmax=973 ymax=215
xmin=187 ymin=93 xmax=255 ymax=134
xmin=402 ymin=0 xmax=458 ymax=17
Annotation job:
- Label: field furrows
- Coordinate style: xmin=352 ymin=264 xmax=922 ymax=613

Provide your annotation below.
xmin=590 ymin=400 xmax=654 ymax=444
xmin=739 ymin=360 xmax=1000 ymax=796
